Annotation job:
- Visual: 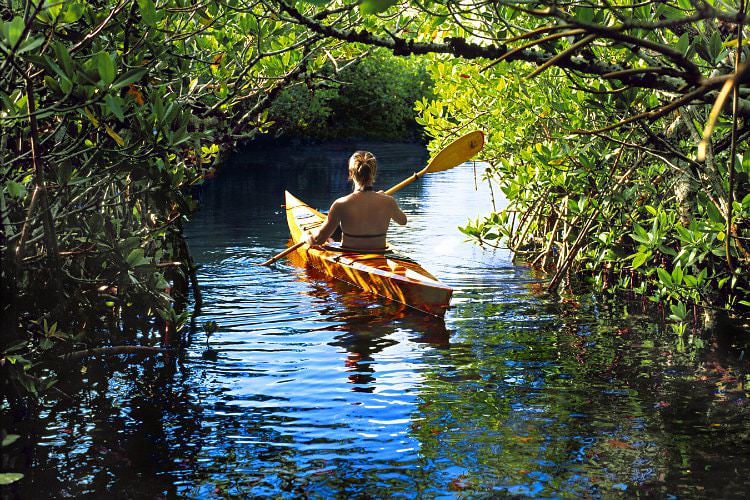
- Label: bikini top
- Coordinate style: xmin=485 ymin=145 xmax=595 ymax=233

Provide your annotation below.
xmin=342 ymin=230 xmax=387 ymax=238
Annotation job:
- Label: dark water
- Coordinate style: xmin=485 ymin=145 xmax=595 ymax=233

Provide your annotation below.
xmin=7 ymin=142 xmax=750 ymax=498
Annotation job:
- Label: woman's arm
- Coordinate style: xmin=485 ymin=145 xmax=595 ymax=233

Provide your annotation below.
xmin=306 ymin=201 xmax=341 ymax=246
xmin=391 ymin=197 xmax=407 ymax=225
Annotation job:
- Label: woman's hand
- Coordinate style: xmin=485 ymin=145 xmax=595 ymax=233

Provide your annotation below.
xmin=305 ymin=231 xmax=317 ymax=247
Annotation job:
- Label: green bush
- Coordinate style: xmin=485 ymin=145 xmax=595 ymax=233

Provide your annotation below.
xmin=269 ymin=51 xmax=433 ymax=141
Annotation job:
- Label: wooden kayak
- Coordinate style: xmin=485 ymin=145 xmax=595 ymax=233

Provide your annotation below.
xmin=284 ymin=191 xmax=453 ymax=317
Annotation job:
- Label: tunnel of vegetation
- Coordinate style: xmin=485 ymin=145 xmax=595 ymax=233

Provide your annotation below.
xmin=2 ymin=0 xmax=750 ymax=483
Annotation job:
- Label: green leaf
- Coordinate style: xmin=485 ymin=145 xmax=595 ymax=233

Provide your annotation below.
xmin=657 ymin=267 xmax=673 ymax=286
xmin=670 ymin=302 xmax=687 ymax=320
xmin=662 ymin=5 xmax=684 ymax=20
xmin=630 ymin=232 xmax=651 ymax=245
xmin=4 ymin=16 xmax=25 ymax=47
xmin=96 ymin=52 xmax=115 ymax=86
xmin=138 ymin=0 xmax=157 ymax=26
xmin=62 ymin=2 xmax=86 ymax=23
xmin=105 ymin=95 xmax=125 ymax=121
xmin=112 ymin=68 xmax=147 ymax=90
xmin=360 ymin=0 xmax=397 ymax=14
xmin=705 ymin=200 xmax=724 ymax=224
xmin=49 ymin=0 xmax=64 ymax=19
xmin=17 ymin=36 xmax=44 ymax=55
xmin=574 ymin=7 xmax=594 ymax=23
xmin=53 ymin=42 xmax=74 ymax=76
xmin=0 ymin=473 xmax=24 ymax=486
xmin=1 ymin=434 xmax=20 ymax=447
xmin=6 ymin=181 xmax=27 ymax=198
xmin=631 ymin=252 xmax=649 ymax=269
xmin=709 ymin=30 xmax=723 ymax=61
xmin=671 ymin=265 xmax=683 ymax=285
xmin=126 ymin=248 xmax=147 ymax=267
xmin=676 ymin=32 xmax=690 ymax=55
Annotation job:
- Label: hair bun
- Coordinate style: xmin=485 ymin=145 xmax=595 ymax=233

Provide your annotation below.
xmin=349 ymin=150 xmax=378 ymax=186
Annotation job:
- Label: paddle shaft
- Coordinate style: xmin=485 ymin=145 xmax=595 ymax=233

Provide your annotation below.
xmin=384 ymin=170 xmax=424 ymax=195
xmin=260 ymin=241 xmax=304 ymax=266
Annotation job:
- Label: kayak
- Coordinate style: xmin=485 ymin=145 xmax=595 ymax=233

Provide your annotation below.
xmin=284 ymin=191 xmax=453 ymax=316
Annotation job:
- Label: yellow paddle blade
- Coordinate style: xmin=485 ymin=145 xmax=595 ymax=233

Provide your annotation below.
xmin=423 ymin=130 xmax=485 ymax=174
xmin=383 ymin=130 xmax=485 ymax=195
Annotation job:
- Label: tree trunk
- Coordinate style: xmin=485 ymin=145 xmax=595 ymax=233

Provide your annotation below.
xmin=24 ymin=74 xmax=62 ymax=293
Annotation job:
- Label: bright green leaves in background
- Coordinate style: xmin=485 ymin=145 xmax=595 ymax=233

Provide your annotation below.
xmin=1 ymin=16 xmax=24 ymax=47
xmin=138 ymin=0 xmax=159 ymax=26
xmin=360 ymin=0 xmax=398 ymax=14
xmin=300 ymin=0 xmax=397 ymax=14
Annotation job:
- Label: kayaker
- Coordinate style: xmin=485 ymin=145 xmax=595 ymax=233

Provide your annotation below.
xmin=305 ymin=151 xmax=407 ymax=252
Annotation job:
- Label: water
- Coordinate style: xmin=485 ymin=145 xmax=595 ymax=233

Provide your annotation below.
xmin=7 ymin=142 xmax=750 ymax=498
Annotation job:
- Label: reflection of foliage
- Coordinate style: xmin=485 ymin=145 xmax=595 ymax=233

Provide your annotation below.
xmin=0 ymin=432 xmax=24 ymax=486
xmin=409 ymin=296 xmax=750 ymax=496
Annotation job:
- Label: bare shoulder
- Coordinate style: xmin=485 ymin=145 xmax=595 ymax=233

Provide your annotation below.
xmin=379 ymin=192 xmax=398 ymax=206
xmin=331 ymin=194 xmax=352 ymax=208
xmin=336 ymin=193 xmax=356 ymax=204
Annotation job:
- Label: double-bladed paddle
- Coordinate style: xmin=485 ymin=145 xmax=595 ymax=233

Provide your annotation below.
xmin=260 ymin=130 xmax=485 ymax=266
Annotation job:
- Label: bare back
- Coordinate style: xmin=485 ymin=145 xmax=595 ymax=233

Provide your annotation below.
xmin=312 ymin=191 xmax=406 ymax=251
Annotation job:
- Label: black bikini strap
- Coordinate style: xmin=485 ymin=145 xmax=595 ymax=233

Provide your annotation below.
xmin=342 ymin=231 xmax=386 ymax=238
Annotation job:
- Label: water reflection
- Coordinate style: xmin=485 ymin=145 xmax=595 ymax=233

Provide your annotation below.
xmin=300 ymin=274 xmax=451 ymax=393
xmin=6 ymin=141 xmax=750 ymax=499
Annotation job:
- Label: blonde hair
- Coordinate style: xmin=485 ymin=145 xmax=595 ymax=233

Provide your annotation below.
xmin=348 ymin=151 xmax=377 ymax=187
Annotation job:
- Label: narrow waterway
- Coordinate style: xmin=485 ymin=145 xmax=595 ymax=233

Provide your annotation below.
xmin=12 ymin=142 xmax=750 ymax=498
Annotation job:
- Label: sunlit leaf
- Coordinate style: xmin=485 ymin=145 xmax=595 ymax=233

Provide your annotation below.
xmin=360 ymin=0 xmax=397 ymax=14
xmin=62 ymin=2 xmax=86 ymax=23
xmin=105 ymin=125 xmax=126 ymax=146
xmin=0 ymin=473 xmax=24 ymax=486
xmin=1 ymin=434 xmax=20 ymax=447
xmin=656 ymin=268 xmax=672 ymax=286
xmin=631 ymin=252 xmax=649 ymax=269
xmin=3 ymin=16 xmax=25 ymax=47
xmin=96 ymin=52 xmax=116 ymax=86
xmin=83 ymin=107 xmax=99 ymax=128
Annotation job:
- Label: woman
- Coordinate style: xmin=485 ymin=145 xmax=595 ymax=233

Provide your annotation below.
xmin=305 ymin=151 xmax=407 ymax=252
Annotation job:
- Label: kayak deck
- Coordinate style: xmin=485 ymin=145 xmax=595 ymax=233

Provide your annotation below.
xmin=284 ymin=191 xmax=452 ymax=316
